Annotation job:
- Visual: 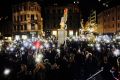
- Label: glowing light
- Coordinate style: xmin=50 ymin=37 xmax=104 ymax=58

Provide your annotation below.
xmin=78 ymin=49 xmax=81 ymax=53
xmin=113 ymin=49 xmax=120 ymax=57
xmin=6 ymin=47 xmax=9 ymax=50
xmin=103 ymin=35 xmax=111 ymax=43
xmin=23 ymin=41 xmax=29 ymax=47
xmin=69 ymin=30 xmax=73 ymax=36
xmin=15 ymin=54 xmax=18 ymax=57
xmin=106 ymin=4 xmax=108 ymax=7
xmin=21 ymin=47 xmax=24 ymax=51
xmin=3 ymin=68 xmax=11 ymax=76
xmin=33 ymin=41 xmax=41 ymax=49
xmin=10 ymin=47 xmax=14 ymax=51
xmin=88 ymin=44 xmax=94 ymax=47
xmin=103 ymin=3 xmax=106 ymax=6
xmin=52 ymin=31 xmax=57 ymax=36
xmin=98 ymin=0 xmax=101 ymax=2
xmin=96 ymin=43 xmax=100 ymax=47
xmin=40 ymin=45 xmax=43 ymax=49
xmin=15 ymin=35 xmax=20 ymax=40
xmin=22 ymin=52 xmax=25 ymax=55
xmin=57 ymin=49 xmax=60 ymax=53
xmin=44 ymin=43 xmax=49 ymax=48
xmin=29 ymin=43 xmax=32 ymax=47
xmin=97 ymin=47 xmax=101 ymax=51
xmin=77 ymin=1 xmax=79 ymax=4
xmin=96 ymin=36 xmax=102 ymax=42
xmin=8 ymin=37 xmax=12 ymax=41
xmin=74 ymin=1 xmax=76 ymax=4
xmin=52 ymin=44 xmax=55 ymax=48
xmin=35 ymin=54 xmax=43 ymax=63
xmin=76 ymin=32 xmax=78 ymax=37
xmin=113 ymin=39 xmax=116 ymax=41
xmin=22 ymin=35 xmax=27 ymax=40
xmin=32 ymin=46 xmax=36 ymax=50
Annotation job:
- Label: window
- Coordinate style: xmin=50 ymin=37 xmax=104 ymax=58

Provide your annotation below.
xmin=118 ymin=23 xmax=120 ymax=28
xmin=104 ymin=19 xmax=106 ymax=22
xmin=118 ymin=16 xmax=120 ymax=20
xmin=29 ymin=6 xmax=31 ymax=11
xmin=31 ymin=15 xmax=34 ymax=20
xmin=24 ymin=15 xmax=26 ymax=21
xmin=16 ymin=7 xmax=19 ymax=12
xmin=112 ymin=17 xmax=115 ymax=21
xmin=36 ymin=14 xmax=38 ymax=20
xmin=113 ymin=24 xmax=114 ymax=28
xmin=21 ymin=25 xmax=23 ymax=30
xmin=14 ymin=25 xmax=16 ymax=31
xmin=38 ymin=24 xmax=40 ymax=30
xmin=37 ymin=7 xmax=39 ymax=11
xmin=20 ymin=15 xmax=23 ymax=21
xmin=53 ymin=10 xmax=56 ymax=14
xmin=24 ymin=6 xmax=27 ymax=11
xmin=14 ymin=16 xmax=16 ymax=22
xmin=19 ymin=6 xmax=22 ymax=11
xmin=58 ymin=9 xmax=61 ymax=14
xmin=17 ymin=16 xmax=19 ymax=21
xmin=28 ymin=14 xmax=29 ymax=17
xmin=35 ymin=6 xmax=37 ymax=11
xmin=24 ymin=24 xmax=27 ymax=30
xmin=31 ymin=23 xmax=35 ymax=30
xmin=17 ymin=25 xmax=20 ymax=31
xmin=50 ymin=10 xmax=52 ymax=14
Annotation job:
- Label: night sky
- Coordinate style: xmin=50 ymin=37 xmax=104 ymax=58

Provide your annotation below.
xmin=0 ymin=0 xmax=119 ymax=21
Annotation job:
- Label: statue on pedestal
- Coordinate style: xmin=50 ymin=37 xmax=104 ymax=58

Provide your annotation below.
xmin=60 ymin=8 xmax=68 ymax=29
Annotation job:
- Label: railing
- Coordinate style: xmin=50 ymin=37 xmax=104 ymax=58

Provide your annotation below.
xmin=86 ymin=67 xmax=103 ymax=80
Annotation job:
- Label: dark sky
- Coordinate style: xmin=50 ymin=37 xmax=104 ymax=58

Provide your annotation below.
xmin=0 ymin=0 xmax=119 ymax=21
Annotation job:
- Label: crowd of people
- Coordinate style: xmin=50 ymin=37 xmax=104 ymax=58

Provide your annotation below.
xmin=0 ymin=36 xmax=120 ymax=80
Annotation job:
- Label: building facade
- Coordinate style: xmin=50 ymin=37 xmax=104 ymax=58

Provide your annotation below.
xmin=44 ymin=4 xmax=81 ymax=37
xmin=84 ymin=10 xmax=97 ymax=33
xmin=12 ymin=1 xmax=43 ymax=39
xmin=97 ymin=5 xmax=120 ymax=34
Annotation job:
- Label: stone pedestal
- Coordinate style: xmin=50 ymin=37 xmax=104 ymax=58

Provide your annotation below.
xmin=57 ymin=29 xmax=67 ymax=47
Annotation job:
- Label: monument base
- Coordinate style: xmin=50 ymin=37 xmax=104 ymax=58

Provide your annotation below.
xmin=57 ymin=29 xmax=67 ymax=47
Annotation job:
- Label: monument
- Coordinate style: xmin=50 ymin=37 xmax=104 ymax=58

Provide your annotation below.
xmin=58 ymin=8 xmax=68 ymax=47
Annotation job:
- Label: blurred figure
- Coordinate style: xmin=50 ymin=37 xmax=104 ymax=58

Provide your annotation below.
xmin=17 ymin=64 xmax=27 ymax=80
xmin=33 ymin=63 xmax=45 ymax=80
